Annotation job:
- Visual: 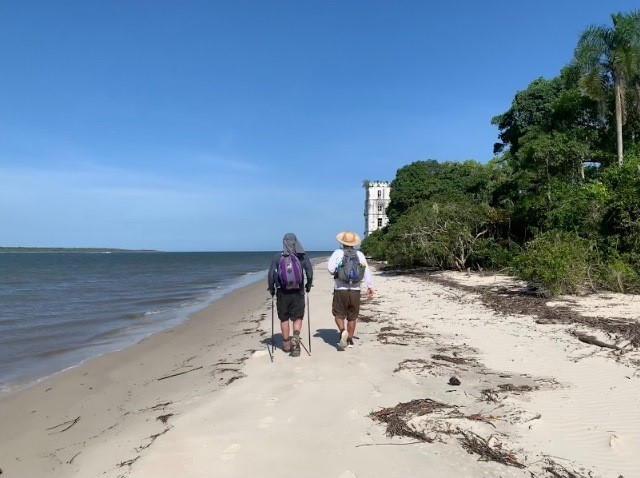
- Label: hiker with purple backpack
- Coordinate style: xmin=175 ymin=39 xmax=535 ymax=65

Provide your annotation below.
xmin=268 ymin=233 xmax=313 ymax=357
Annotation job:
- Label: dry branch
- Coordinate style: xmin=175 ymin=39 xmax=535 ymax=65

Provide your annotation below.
xmin=157 ymin=366 xmax=203 ymax=381
xmin=574 ymin=333 xmax=620 ymax=350
xmin=458 ymin=431 xmax=525 ymax=468
xmin=46 ymin=416 xmax=80 ymax=434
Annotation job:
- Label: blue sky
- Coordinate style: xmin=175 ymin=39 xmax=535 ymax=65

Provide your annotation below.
xmin=1 ymin=1 xmax=637 ymax=251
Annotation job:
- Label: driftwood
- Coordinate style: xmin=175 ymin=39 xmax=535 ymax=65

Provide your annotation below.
xmin=574 ymin=333 xmax=620 ymax=350
xmin=46 ymin=416 xmax=80 ymax=434
xmin=157 ymin=366 xmax=203 ymax=381
xmin=67 ymin=452 xmax=81 ymax=464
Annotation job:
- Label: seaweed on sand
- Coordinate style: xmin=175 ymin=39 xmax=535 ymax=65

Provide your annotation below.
xmin=369 ymin=398 xmax=452 ymax=442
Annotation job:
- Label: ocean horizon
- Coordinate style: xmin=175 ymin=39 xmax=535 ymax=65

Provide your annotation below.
xmin=0 ymin=251 xmax=329 ymax=394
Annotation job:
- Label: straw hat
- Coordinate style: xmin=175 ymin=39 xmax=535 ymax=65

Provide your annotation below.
xmin=336 ymin=231 xmax=361 ymax=247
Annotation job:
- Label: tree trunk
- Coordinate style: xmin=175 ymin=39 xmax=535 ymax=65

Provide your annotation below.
xmin=615 ymin=80 xmax=624 ymax=166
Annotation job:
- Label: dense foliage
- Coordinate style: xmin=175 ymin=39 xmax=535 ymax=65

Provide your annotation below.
xmin=362 ymin=10 xmax=640 ymax=295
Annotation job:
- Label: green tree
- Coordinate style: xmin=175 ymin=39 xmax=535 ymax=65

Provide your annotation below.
xmin=573 ymin=10 xmax=640 ymax=166
xmin=386 ymin=160 xmax=499 ymax=224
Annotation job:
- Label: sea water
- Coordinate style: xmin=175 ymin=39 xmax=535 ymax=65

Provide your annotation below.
xmin=0 ymin=251 xmax=328 ymax=393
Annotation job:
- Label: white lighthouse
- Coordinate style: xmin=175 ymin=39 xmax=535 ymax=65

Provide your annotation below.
xmin=363 ymin=180 xmax=391 ymax=237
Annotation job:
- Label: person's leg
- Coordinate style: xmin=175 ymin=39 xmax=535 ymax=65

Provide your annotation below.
xmin=332 ymin=290 xmax=350 ymax=350
xmin=346 ymin=290 xmax=361 ymax=347
xmin=346 ymin=319 xmax=357 ymax=338
xmin=290 ymin=318 xmax=302 ymax=356
xmin=289 ymin=293 xmax=306 ymax=356
xmin=280 ymin=319 xmax=291 ymax=352
xmin=276 ymin=292 xmax=292 ymax=352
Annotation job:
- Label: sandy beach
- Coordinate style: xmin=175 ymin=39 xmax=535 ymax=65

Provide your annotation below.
xmin=1 ymin=261 xmax=639 ymax=478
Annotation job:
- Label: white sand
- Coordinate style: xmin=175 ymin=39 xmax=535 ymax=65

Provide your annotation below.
xmin=2 ymin=263 xmax=638 ymax=478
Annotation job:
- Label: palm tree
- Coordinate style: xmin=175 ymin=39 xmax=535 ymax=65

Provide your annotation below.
xmin=573 ymin=10 xmax=640 ymax=166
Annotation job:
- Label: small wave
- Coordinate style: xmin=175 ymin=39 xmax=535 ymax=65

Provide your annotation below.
xmin=134 ymin=295 xmax=195 ymax=307
xmin=35 ymin=344 xmax=83 ymax=359
xmin=121 ymin=311 xmax=149 ymax=321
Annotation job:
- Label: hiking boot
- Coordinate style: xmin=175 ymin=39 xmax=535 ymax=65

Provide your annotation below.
xmin=338 ymin=329 xmax=348 ymax=351
xmin=282 ymin=337 xmax=292 ymax=353
xmin=347 ymin=338 xmax=354 ymax=348
xmin=291 ymin=331 xmax=301 ymax=357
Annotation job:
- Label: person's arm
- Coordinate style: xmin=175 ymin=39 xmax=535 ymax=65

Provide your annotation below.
xmin=358 ymin=252 xmax=375 ymax=297
xmin=267 ymin=254 xmax=278 ymax=295
xmin=301 ymin=254 xmax=313 ymax=291
xmin=327 ymin=250 xmax=341 ymax=276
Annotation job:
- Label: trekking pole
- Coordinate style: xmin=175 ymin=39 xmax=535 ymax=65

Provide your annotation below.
xmin=271 ymin=296 xmax=275 ymax=362
xmin=307 ymin=293 xmax=312 ymax=354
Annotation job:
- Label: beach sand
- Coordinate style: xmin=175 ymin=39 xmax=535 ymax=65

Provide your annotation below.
xmin=1 ymin=262 xmax=638 ymax=478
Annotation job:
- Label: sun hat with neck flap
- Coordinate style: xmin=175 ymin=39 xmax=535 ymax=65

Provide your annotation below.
xmin=336 ymin=231 xmax=361 ymax=247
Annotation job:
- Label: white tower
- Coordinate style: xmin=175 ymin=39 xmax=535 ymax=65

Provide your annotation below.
xmin=363 ymin=180 xmax=391 ymax=237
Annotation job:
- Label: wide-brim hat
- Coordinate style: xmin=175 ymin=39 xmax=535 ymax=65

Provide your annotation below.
xmin=336 ymin=231 xmax=361 ymax=247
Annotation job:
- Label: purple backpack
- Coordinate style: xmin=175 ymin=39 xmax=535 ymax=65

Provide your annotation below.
xmin=278 ymin=253 xmax=303 ymax=290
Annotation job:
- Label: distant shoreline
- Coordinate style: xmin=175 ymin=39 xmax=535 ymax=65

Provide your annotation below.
xmin=0 ymin=247 xmax=158 ymax=253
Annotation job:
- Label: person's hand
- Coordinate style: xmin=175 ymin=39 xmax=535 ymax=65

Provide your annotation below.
xmin=366 ymin=286 xmax=374 ymax=298
xmin=305 ymin=283 xmax=312 ymax=293
xmin=269 ymin=287 xmax=275 ymax=297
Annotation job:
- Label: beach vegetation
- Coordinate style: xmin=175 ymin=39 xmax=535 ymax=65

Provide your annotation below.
xmin=362 ymin=8 xmax=640 ymax=295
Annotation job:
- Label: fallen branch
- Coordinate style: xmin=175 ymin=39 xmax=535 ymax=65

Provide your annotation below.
xmin=355 ymin=441 xmax=423 ymax=447
xmin=67 ymin=452 xmax=81 ymax=464
xmin=46 ymin=416 xmax=80 ymax=434
xmin=465 ymin=413 xmax=497 ymax=427
xmin=574 ymin=333 xmax=620 ymax=350
xmin=157 ymin=366 xmax=203 ymax=381
xmin=118 ymin=456 xmax=140 ymax=468
xmin=458 ymin=431 xmax=525 ymax=468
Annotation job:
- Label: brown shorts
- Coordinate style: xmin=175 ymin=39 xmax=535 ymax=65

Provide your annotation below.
xmin=332 ymin=289 xmax=361 ymax=321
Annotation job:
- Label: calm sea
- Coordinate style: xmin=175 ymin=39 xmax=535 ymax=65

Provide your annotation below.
xmin=0 ymin=251 xmax=328 ymax=393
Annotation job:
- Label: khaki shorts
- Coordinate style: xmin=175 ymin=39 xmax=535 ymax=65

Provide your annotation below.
xmin=331 ymin=289 xmax=361 ymax=321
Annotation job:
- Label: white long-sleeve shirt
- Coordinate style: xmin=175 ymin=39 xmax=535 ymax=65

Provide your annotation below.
xmin=327 ymin=248 xmax=373 ymax=290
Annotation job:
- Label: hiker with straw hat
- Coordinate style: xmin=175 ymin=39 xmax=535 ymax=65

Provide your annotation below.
xmin=328 ymin=231 xmax=374 ymax=351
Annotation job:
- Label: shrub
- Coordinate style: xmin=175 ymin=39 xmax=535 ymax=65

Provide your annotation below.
xmin=384 ymin=200 xmax=497 ymax=270
xmin=595 ymin=253 xmax=640 ymax=293
xmin=512 ymin=231 xmax=594 ymax=295
xmin=360 ymin=229 xmax=387 ymax=260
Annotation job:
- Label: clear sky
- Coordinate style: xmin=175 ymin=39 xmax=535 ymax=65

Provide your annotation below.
xmin=1 ymin=1 xmax=637 ymax=251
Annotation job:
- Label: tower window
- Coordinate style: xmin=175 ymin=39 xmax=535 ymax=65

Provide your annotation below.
xmin=378 ymin=204 xmax=383 ymax=212
xmin=377 ymin=218 xmax=383 ymax=227
xmin=377 ymin=190 xmax=382 ymax=198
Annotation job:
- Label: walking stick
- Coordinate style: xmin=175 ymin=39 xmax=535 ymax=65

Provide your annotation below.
xmin=270 ymin=296 xmax=275 ymax=362
xmin=307 ymin=293 xmax=312 ymax=354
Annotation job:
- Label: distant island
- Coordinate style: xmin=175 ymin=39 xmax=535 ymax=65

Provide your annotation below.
xmin=0 ymin=247 xmax=158 ymax=253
